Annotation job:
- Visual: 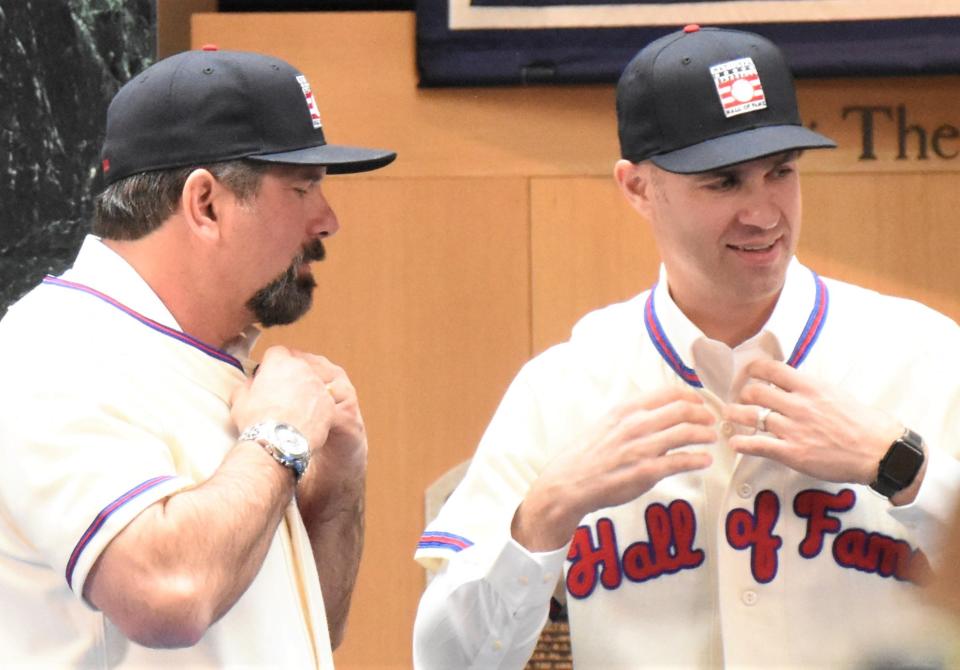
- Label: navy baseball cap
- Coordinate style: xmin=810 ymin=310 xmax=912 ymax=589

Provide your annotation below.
xmin=100 ymin=47 xmax=396 ymax=185
xmin=617 ymin=25 xmax=835 ymax=173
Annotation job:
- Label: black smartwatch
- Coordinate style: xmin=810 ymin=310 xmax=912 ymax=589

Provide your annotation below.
xmin=869 ymin=428 xmax=925 ymax=498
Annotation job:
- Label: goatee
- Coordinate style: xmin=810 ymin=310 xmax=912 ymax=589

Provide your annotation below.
xmin=246 ymin=238 xmax=326 ymax=326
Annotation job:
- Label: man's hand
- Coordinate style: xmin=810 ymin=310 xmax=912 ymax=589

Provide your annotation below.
xmin=724 ymin=359 xmax=904 ymax=488
xmin=512 ymin=386 xmax=716 ymax=552
xmin=230 ymin=345 xmax=336 ymax=455
xmin=292 ymin=351 xmax=368 ymax=521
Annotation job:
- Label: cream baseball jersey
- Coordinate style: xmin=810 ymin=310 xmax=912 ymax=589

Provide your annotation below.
xmin=415 ymin=259 xmax=960 ymax=668
xmin=0 ymin=236 xmax=334 ymax=668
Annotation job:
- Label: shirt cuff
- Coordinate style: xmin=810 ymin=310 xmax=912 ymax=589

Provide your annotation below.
xmin=486 ymin=537 xmax=567 ymax=614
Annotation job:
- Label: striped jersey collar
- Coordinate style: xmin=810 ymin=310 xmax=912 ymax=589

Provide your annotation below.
xmin=644 ymin=258 xmax=829 ymax=388
xmin=44 ymin=235 xmax=252 ymax=373
xmin=44 ymin=276 xmax=246 ymax=372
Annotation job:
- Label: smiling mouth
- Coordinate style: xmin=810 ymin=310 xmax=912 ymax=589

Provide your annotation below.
xmin=728 ymin=240 xmax=777 ymax=252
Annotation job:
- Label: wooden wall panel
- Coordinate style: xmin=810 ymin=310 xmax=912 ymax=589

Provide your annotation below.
xmin=254 ymin=177 xmax=531 ymax=668
xmin=799 ymin=173 xmax=960 ymax=321
xmin=530 ymin=177 xmax=659 ymax=354
xmin=156 ymin=0 xmax=216 ymax=57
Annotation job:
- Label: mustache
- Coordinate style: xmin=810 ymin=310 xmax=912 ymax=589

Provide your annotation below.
xmin=288 ymin=238 xmax=326 ymax=269
xmin=258 ymin=238 xmax=326 ymax=298
xmin=302 ymin=238 xmax=326 ymax=264
xmin=279 ymin=239 xmax=325 ymax=283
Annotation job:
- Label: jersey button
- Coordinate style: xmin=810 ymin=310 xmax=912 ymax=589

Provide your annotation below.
xmin=741 ymin=589 xmax=758 ymax=606
xmin=518 ymin=575 xmax=529 ymax=586
xmin=720 ymin=421 xmax=735 ymax=438
xmin=738 ymin=483 xmax=753 ymax=498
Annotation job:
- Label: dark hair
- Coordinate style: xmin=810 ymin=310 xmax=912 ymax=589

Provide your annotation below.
xmin=92 ymin=160 xmax=269 ymax=241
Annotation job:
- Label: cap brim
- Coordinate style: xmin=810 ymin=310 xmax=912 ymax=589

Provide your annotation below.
xmin=248 ymin=142 xmax=397 ymax=174
xmin=651 ymin=125 xmax=836 ymax=174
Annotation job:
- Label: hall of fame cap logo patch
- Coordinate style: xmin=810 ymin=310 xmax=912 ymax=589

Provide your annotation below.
xmin=710 ymin=57 xmax=767 ymax=118
xmin=295 ymin=74 xmax=323 ymax=129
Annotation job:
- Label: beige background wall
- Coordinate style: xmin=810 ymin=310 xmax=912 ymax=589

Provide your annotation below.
xmin=185 ymin=12 xmax=960 ymax=668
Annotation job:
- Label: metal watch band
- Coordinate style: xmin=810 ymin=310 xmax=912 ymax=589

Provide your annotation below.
xmin=239 ymin=421 xmax=309 ymax=482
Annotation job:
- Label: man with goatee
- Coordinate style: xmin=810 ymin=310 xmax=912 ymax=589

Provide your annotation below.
xmin=0 ymin=48 xmax=394 ymax=667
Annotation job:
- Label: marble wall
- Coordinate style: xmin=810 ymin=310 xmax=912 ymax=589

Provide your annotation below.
xmin=0 ymin=0 xmax=155 ymax=312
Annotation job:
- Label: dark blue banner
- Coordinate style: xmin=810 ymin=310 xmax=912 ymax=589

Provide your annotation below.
xmin=416 ymin=1 xmax=960 ymax=86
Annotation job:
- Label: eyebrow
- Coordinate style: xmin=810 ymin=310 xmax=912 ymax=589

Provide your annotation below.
xmin=773 ymin=150 xmax=802 ymax=164
xmin=297 ymin=167 xmax=326 ymax=181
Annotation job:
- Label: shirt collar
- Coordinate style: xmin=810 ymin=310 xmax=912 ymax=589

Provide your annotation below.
xmin=645 ymin=257 xmax=827 ymax=395
xmin=55 ymin=235 xmax=260 ymax=370
xmin=64 ymin=235 xmax=182 ymax=331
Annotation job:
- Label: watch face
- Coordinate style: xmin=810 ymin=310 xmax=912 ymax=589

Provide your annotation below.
xmin=885 ymin=442 xmax=924 ymax=486
xmin=275 ymin=423 xmax=309 ymax=457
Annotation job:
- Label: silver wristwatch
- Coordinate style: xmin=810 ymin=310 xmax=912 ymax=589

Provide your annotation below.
xmin=239 ymin=420 xmax=310 ymax=481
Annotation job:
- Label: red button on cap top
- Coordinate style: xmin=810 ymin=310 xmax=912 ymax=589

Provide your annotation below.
xmin=683 ymin=24 xmax=701 ymax=33
xmin=201 ymin=44 xmax=219 ymax=51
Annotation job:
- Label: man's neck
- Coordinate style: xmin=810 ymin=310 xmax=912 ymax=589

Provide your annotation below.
xmin=102 ymin=236 xmax=249 ymax=349
xmin=669 ymin=287 xmax=780 ymax=349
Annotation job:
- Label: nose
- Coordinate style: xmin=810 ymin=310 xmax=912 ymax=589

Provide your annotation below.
xmin=736 ymin=186 xmax=780 ymax=230
xmin=308 ymin=190 xmax=340 ymax=239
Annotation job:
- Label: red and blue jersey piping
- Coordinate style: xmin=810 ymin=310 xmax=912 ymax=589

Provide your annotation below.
xmin=644 ymin=271 xmax=828 ymax=387
xmin=65 ymin=475 xmax=176 ymax=589
xmin=43 ymin=276 xmax=244 ymax=373
xmin=417 ymin=531 xmax=474 ymax=552
xmin=785 ymin=273 xmax=828 ymax=368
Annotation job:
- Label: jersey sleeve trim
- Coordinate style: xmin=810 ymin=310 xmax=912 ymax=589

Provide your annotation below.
xmin=417 ymin=531 xmax=474 ymax=552
xmin=65 ymin=475 xmax=177 ymax=588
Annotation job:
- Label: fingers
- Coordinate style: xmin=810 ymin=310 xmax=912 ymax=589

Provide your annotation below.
xmin=611 ymin=385 xmax=712 ymax=428
xmin=653 ymin=450 xmax=714 ymax=478
xmin=738 ymin=379 xmax=785 ymax=407
xmin=259 ymin=347 xmax=352 ymax=392
xmin=276 ymin=349 xmax=364 ymax=445
xmin=286 ymin=350 xmax=355 ymax=401
xmin=742 ymin=359 xmax=812 ymax=393
xmin=605 ymin=449 xmax=713 ymax=496
xmin=727 ymin=433 xmax=785 ymax=460
xmin=638 ymin=419 xmax=718 ymax=456
xmin=232 ymin=347 xmax=338 ymax=445
xmin=723 ymin=402 xmax=787 ymax=436
xmin=634 ymin=385 xmax=706 ymax=411
xmin=613 ymin=394 xmax=715 ymax=447
xmin=598 ymin=398 xmax=717 ymax=479
xmin=736 ymin=377 xmax=808 ymax=428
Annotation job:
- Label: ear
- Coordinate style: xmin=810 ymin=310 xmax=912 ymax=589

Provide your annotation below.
xmin=181 ymin=169 xmax=224 ymax=242
xmin=613 ymin=159 xmax=655 ymax=220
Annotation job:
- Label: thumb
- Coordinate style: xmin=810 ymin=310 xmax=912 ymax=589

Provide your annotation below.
xmin=230 ymin=376 xmax=253 ymax=407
